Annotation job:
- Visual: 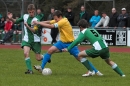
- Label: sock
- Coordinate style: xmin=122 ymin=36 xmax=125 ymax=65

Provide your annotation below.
xmin=18 ymin=33 xmax=22 ymax=42
xmin=41 ymin=53 xmax=51 ymax=69
xmin=88 ymin=61 xmax=98 ymax=73
xmin=80 ymin=58 xmax=93 ymax=71
xmin=13 ymin=33 xmax=16 ymax=42
xmin=25 ymin=57 xmax=32 ymax=71
xmin=112 ymin=63 xmax=124 ymax=76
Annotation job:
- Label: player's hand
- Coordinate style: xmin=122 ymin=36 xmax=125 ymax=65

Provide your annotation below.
xmin=24 ymin=22 xmax=29 ymax=27
xmin=33 ymin=21 xmax=39 ymax=25
xmin=7 ymin=12 xmax=13 ymax=19
xmin=62 ymin=48 xmax=68 ymax=52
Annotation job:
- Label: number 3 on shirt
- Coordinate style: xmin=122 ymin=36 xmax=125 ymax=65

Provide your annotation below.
xmin=90 ymin=30 xmax=99 ymax=37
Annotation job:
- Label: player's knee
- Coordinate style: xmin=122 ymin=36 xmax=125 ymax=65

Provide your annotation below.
xmin=48 ymin=48 xmax=55 ymax=54
xmin=24 ymin=52 xmax=29 ymax=57
xmin=105 ymin=59 xmax=113 ymax=66
xmin=36 ymin=58 xmax=41 ymax=61
xmin=76 ymin=58 xmax=80 ymax=61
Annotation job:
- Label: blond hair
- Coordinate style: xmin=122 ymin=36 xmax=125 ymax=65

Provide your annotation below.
xmin=27 ymin=4 xmax=36 ymax=11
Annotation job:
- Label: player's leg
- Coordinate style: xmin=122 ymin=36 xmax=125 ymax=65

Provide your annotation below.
xmin=32 ymin=42 xmax=52 ymax=63
xmin=69 ymin=46 xmax=103 ymax=76
xmin=78 ymin=50 xmax=94 ymax=72
xmin=34 ymin=41 xmax=62 ymax=71
xmin=42 ymin=45 xmax=60 ymax=67
xmin=22 ymin=41 xmax=33 ymax=74
xmin=104 ymin=58 xmax=125 ymax=77
xmin=100 ymin=48 xmax=125 ymax=77
xmin=23 ymin=46 xmax=33 ymax=74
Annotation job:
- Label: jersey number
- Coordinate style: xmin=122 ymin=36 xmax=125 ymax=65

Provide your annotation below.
xmin=90 ymin=30 xmax=99 ymax=37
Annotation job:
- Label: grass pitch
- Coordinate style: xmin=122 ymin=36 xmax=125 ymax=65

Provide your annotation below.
xmin=0 ymin=48 xmax=130 ymax=86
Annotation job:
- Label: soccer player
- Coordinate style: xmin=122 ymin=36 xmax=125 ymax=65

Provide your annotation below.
xmin=7 ymin=4 xmax=50 ymax=74
xmin=33 ymin=10 xmax=103 ymax=76
xmin=62 ymin=19 xmax=125 ymax=77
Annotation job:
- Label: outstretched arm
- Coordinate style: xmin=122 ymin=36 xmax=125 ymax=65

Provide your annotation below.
xmin=7 ymin=12 xmax=16 ymax=23
xmin=67 ymin=32 xmax=85 ymax=51
xmin=33 ymin=21 xmax=55 ymax=29
xmin=24 ymin=22 xmax=36 ymax=33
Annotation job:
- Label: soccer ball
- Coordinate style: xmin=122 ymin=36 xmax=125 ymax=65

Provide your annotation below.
xmin=42 ymin=68 xmax=52 ymax=75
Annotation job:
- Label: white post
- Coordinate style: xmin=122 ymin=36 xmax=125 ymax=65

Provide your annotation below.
xmin=127 ymin=28 xmax=130 ymax=46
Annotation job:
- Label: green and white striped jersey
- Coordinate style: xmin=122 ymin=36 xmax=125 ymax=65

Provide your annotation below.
xmin=67 ymin=28 xmax=108 ymax=51
xmin=15 ymin=14 xmax=40 ymax=43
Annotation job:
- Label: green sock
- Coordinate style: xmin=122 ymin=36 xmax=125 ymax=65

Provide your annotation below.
xmin=113 ymin=66 xmax=124 ymax=76
xmin=82 ymin=60 xmax=93 ymax=71
xmin=25 ymin=57 xmax=32 ymax=71
xmin=112 ymin=64 xmax=124 ymax=76
xmin=13 ymin=33 xmax=16 ymax=42
xmin=18 ymin=34 xmax=22 ymax=42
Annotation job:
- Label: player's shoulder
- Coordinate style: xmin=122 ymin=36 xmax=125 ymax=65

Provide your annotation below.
xmin=23 ymin=14 xmax=29 ymax=19
xmin=23 ymin=14 xmax=29 ymax=17
xmin=59 ymin=18 xmax=68 ymax=22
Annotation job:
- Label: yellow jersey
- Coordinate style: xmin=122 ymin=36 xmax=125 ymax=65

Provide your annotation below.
xmin=50 ymin=18 xmax=75 ymax=43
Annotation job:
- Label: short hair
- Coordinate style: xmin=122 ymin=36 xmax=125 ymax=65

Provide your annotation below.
xmin=37 ymin=8 xmax=41 ymax=11
xmin=53 ymin=10 xmax=63 ymax=18
xmin=95 ymin=10 xmax=99 ymax=12
xmin=77 ymin=19 xmax=89 ymax=28
xmin=81 ymin=5 xmax=85 ymax=8
xmin=102 ymin=12 xmax=106 ymax=14
xmin=67 ymin=7 xmax=72 ymax=10
xmin=27 ymin=4 xmax=36 ymax=11
xmin=51 ymin=7 xmax=55 ymax=10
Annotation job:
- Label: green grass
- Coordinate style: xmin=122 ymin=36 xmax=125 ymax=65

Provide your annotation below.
xmin=0 ymin=49 xmax=130 ymax=86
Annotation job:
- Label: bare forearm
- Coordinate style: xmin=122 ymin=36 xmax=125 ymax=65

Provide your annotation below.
xmin=26 ymin=26 xmax=35 ymax=32
xmin=38 ymin=22 xmax=54 ymax=28
xmin=10 ymin=18 xmax=16 ymax=23
xmin=41 ymin=21 xmax=50 ymax=24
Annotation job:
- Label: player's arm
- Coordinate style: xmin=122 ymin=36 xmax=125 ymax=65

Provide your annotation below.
xmin=33 ymin=20 xmax=58 ymax=29
xmin=41 ymin=21 xmax=51 ymax=24
xmin=24 ymin=22 xmax=36 ymax=33
xmin=7 ymin=12 xmax=24 ymax=23
xmin=7 ymin=12 xmax=16 ymax=23
xmin=37 ymin=22 xmax=55 ymax=28
xmin=67 ymin=32 xmax=85 ymax=51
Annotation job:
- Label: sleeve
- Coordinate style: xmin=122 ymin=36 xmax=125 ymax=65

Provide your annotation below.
xmin=36 ymin=14 xmax=44 ymax=21
xmin=53 ymin=19 xmax=65 ymax=28
xmin=67 ymin=32 xmax=85 ymax=51
xmin=103 ymin=16 xmax=110 ymax=27
xmin=89 ymin=16 xmax=94 ymax=23
xmin=50 ymin=20 xmax=56 ymax=24
xmin=15 ymin=16 xmax=24 ymax=24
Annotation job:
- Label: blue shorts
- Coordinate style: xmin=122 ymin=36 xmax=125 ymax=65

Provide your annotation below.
xmin=53 ymin=41 xmax=80 ymax=58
